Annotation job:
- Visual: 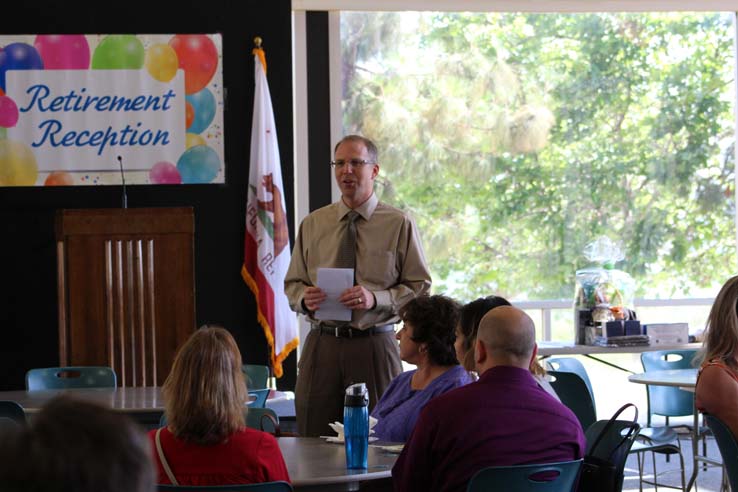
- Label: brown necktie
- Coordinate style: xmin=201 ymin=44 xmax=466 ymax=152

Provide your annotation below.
xmin=336 ymin=211 xmax=360 ymax=275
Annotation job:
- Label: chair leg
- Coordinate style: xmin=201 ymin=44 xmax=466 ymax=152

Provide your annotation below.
xmin=652 ymin=451 xmax=659 ymax=492
xmin=677 ymin=448 xmax=685 ymax=492
xmin=637 ymin=451 xmax=644 ymax=492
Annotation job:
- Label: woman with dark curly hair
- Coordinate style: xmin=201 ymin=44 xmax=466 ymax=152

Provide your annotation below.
xmin=371 ymin=295 xmax=472 ymax=442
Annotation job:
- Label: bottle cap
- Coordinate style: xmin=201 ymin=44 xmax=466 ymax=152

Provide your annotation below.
xmin=344 ymin=382 xmax=369 ymax=406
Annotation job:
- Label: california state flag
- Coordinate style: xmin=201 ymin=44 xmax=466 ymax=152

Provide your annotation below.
xmin=242 ymin=46 xmax=297 ymax=378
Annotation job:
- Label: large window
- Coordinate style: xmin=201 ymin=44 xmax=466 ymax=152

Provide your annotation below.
xmin=339 ymin=11 xmax=736 ymax=335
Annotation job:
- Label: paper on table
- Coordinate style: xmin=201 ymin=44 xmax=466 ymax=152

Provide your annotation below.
xmin=315 ymin=268 xmax=353 ymax=321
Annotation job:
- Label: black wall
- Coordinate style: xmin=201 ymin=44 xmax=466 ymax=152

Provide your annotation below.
xmin=0 ymin=0 xmax=296 ymax=390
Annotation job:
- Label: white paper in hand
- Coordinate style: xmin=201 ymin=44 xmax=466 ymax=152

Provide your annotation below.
xmin=315 ymin=268 xmax=353 ymax=321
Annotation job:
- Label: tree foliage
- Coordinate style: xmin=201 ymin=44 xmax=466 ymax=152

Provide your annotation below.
xmin=341 ymin=12 xmax=736 ymax=301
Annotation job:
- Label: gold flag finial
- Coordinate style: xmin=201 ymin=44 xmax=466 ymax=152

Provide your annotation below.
xmin=252 ymin=37 xmax=266 ymax=74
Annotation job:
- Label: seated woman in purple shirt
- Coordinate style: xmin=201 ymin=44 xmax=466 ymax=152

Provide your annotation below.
xmin=371 ymin=295 xmax=473 ymax=442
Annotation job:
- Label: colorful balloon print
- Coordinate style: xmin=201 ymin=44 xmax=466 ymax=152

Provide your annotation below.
xmin=169 ymin=35 xmax=218 ymax=95
xmin=145 ymin=43 xmax=178 ymax=82
xmin=44 ymin=171 xmax=74 ymax=186
xmin=185 ymin=88 xmax=216 ymax=134
xmin=91 ymin=35 xmax=144 ymax=70
xmin=0 ymin=43 xmax=44 ymax=92
xmin=185 ymin=133 xmax=206 ymax=149
xmin=0 ymin=96 xmax=19 ymax=128
xmin=149 ymin=161 xmax=181 ymax=184
xmin=0 ymin=139 xmax=38 ymax=186
xmin=176 ymin=145 xmax=219 ymax=183
xmin=34 ymin=35 xmax=90 ymax=69
xmin=185 ymin=101 xmax=194 ymax=130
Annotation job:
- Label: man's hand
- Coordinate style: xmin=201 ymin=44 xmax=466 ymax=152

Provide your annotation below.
xmin=338 ymin=285 xmax=375 ymax=310
xmin=303 ymin=286 xmax=327 ymax=312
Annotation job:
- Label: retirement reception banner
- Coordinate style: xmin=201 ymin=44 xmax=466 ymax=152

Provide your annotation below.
xmin=0 ymin=34 xmax=224 ymax=186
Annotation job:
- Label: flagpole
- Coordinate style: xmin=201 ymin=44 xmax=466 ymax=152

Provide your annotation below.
xmin=253 ymin=35 xmax=276 ymax=391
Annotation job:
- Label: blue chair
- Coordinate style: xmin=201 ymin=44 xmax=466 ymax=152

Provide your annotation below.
xmin=629 ymin=439 xmax=685 ymax=491
xmin=546 ymin=357 xmax=595 ymax=403
xmin=641 ymin=350 xmax=706 ymax=474
xmin=640 ymin=350 xmax=697 ymax=427
xmin=246 ymin=407 xmax=280 ymax=435
xmin=26 ymin=366 xmax=117 ymax=390
xmin=467 ymin=459 xmax=583 ymax=492
xmin=157 ymin=482 xmax=292 ymax=491
xmin=248 ymin=389 xmax=270 ymax=408
xmin=547 ymin=370 xmax=597 ymax=432
xmin=160 ymin=407 xmax=280 ymax=435
xmin=705 ymin=414 xmax=737 ymax=491
xmin=242 ymin=365 xmax=269 ymax=390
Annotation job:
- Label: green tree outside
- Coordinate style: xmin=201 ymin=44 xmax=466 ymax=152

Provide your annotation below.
xmin=341 ymin=12 xmax=736 ymax=303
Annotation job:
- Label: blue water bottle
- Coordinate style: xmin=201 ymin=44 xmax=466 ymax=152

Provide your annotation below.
xmin=344 ymin=382 xmax=369 ymax=469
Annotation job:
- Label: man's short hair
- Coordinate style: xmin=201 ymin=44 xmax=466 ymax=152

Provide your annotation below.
xmin=334 ymin=135 xmax=378 ymax=163
xmin=478 ymin=306 xmax=536 ymax=362
xmin=0 ymin=395 xmax=155 ymax=492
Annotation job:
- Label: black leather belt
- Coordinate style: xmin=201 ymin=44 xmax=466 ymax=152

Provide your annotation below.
xmin=312 ymin=323 xmax=394 ymax=338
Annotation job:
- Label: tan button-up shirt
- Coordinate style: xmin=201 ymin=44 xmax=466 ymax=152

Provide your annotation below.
xmin=284 ymin=193 xmax=431 ymax=329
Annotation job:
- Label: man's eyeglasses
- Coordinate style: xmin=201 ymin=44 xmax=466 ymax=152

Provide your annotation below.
xmin=330 ymin=159 xmax=375 ymax=169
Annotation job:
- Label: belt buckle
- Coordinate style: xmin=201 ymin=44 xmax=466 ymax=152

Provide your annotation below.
xmin=334 ymin=325 xmax=352 ymax=338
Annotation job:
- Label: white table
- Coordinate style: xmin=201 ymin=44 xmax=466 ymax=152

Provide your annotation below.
xmin=628 ymin=368 xmax=716 ymax=491
xmin=0 ymin=387 xmax=295 ymax=423
xmin=539 ymin=342 xmax=702 ymax=373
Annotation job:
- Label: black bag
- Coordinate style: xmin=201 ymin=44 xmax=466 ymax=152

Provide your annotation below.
xmin=577 ymin=403 xmax=639 ymax=492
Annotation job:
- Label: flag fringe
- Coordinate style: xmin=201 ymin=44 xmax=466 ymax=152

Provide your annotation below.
xmin=241 ymin=264 xmax=296 ymax=378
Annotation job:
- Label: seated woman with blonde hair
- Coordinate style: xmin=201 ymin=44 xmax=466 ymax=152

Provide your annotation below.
xmin=696 ymin=275 xmax=738 ymax=438
xmin=371 ymin=295 xmax=472 ymax=442
xmin=149 ymin=325 xmax=289 ymax=486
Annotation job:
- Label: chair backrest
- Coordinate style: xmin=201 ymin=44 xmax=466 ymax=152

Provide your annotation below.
xmin=0 ymin=401 xmax=26 ymax=425
xmin=546 ymin=357 xmax=595 ymax=404
xmin=246 ymin=407 xmax=280 ymax=434
xmin=26 ymin=366 xmax=117 ymax=390
xmin=705 ymin=414 xmax=738 ymax=491
xmin=242 ymin=365 xmax=269 ymax=390
xmin=640 ymin=350 xmax=696 ymax=420
xmin=584 ymin=419 xmax=641 ymax=491
xmin=157 ymin=482 xmax=293 ymax=491
xmin=467 ymin=459 xmax=583 ymax=492
xmin=248 ymin=389 xmax=270 ymax=408
xmin=159 ymin=408 xmax=279 ymax=434
xmin=548 ymin=370 xmax=597 ymax=431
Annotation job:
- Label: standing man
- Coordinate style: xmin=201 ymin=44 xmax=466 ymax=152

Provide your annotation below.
xmin=285 ymin=135 xmax=432 ymax=437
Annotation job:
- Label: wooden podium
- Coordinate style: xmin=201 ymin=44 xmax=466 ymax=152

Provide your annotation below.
xmin=56 ymin=208 xmax=195 ymax=387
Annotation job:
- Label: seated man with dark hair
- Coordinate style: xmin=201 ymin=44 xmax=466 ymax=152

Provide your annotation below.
xmin=393 ymin=305 xmax=585 ymax=492
xmin=0 ymin=395 xmax=155 ymax=492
